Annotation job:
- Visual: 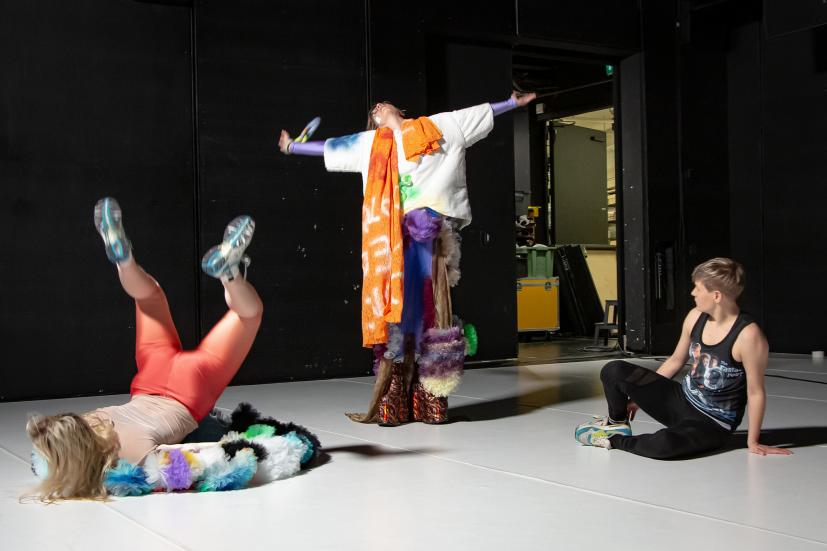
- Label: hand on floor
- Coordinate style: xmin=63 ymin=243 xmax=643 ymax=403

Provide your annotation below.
xmin=748 ymin=442 xmax=793 ymax=456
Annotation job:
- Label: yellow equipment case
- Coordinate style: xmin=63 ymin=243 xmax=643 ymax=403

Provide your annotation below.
xmin=516 ymin=277 xmax=560 ymax=333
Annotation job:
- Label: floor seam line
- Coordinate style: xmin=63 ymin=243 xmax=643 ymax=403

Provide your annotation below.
xmin=766 ymin=394 xmax=827 ymax=404
xmin=766 ymin=369 xmax=827 ymax=375
xmin=0 ymin=444 xmax=28 ymax=464
xmin=1 ymin=444 xmax=189 ymax=550
xmin=101 ymin=504 xmax=190 ymax=551
xmin=307 ymin=427 xmax=826 ymax=546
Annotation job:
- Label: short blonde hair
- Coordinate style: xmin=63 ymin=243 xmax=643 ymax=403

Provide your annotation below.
xmin=25 ymin=413 xmax=119 ymax=502
xmin=691 ymin=257 xmax=745 ymax=299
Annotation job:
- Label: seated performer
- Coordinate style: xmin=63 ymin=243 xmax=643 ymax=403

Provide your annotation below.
xmin=575 ymin=257 xmax=793 ymax=459
xmin=278 ymin=90 xmax=535 ymax=425
xmin=26 ymin=198 xmax=263 ymax=501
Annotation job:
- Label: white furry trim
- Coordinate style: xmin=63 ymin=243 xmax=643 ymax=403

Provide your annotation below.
xmin=252 ymin=436 xmax=305 ymax=483
xmin=420 ymin=373 xmax=462 ymax=397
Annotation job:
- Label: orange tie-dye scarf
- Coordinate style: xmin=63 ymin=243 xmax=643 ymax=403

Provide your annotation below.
xmin=361 ymin=128 xmax=404 ymax=347
xmin=360 ymin=118 xmax=443 ymax=347
xmin=401 ymin=117 xmax=442 ymax=161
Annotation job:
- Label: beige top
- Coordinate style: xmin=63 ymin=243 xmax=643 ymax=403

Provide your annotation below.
xmin=91 ymin=394 xmax=198 ymax=465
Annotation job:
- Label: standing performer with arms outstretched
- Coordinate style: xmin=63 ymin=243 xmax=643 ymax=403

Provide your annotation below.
xmin=278 ymin=90 xmax=535 ymax=425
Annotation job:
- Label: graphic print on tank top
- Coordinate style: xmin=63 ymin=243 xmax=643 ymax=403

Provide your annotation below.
xmin=682 ymin=313 xmax=752 ymax=429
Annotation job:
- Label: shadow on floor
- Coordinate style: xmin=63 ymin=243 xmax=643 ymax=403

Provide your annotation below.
xmin=517 ymin=337 xmax=624 ymax=366
xmin=674 ymin=427 xmax=827 ymax=460
xmin=447 ymin=383 xmax=599 ymax=423
xmin=726 ymin=427 xmax=827 ymax=451
xmin=320 ymin=444 xmax=441 ymax=460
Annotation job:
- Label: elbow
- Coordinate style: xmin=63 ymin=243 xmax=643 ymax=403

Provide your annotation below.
xmin=747 ymin=388 xmax=765 ymax=404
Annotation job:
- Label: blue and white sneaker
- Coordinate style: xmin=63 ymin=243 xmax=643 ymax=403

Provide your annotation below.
xmin=201 ymin=215 xmax=255 ymax=281
xmin=93 ymin=197 xmax=132 ymax=263
xmin=575 ymin=416 xmax=632 ymax=448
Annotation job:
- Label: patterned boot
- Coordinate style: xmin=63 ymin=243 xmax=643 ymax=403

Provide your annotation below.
xmin=379 ymin=362 xmax=410 ymax=426
xmin=412 ymin=381 xmax=448 ymax=424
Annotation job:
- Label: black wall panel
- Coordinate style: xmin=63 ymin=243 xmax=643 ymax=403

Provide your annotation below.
xmin=0 ymin=0 xmax=195 ymax=400
xmin=438 ymin=43 xmax=517 ymax=363
xmin=368 ymin=2 xmax=427 ymax=117
xmin=676 ymin=1 xmax=827 ymax=352
xmin=726 ymin=19 xmax=765 ymax=324
xmin=680 ymin=5 xmax=732 ymax=305
xmin=618 ymin=53 xmax=649 ymax=351
xmin=635 ymin=0 xmax=827 ymax=353
xmin=194 ymin=1 xmax=370 ymax=384
xmin=429 ymin=3 xmax=516 ymax=39
xmin=761 ymin=26 xmax=827 ymax=352
xmin=764 ymin=0 xmax=827 ymax=38
xmin=640 ymin=0 xmax=683 ymax=353
xmin=518 ymin=0 xmax=640 ymax=54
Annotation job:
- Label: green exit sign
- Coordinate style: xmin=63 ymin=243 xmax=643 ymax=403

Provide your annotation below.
xmin=605 ymin=64 xmax=615 ymax=76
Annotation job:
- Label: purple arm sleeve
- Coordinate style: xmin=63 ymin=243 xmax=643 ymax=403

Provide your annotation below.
xmin=289 ymin=140 xmax=325 ymax=156
xmin=490 ymin=96 xmax=518 ymax=116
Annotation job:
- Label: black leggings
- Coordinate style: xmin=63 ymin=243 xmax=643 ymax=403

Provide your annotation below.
xmin=600 ymin=360 xmax=731 ymax=459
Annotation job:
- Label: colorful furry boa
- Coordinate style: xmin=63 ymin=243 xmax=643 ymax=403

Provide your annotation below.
xmin=30 ymin=403 xmax=321 ymax=497
xmin=418 ymin=326 xmax=466 ymax=397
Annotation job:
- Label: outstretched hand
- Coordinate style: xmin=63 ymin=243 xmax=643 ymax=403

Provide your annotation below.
xmin=748 ymin=442 xmax=793 ymax=456
xmin=278 ymin=130 xmax=292 ymax=154
xmin=512 ymin=90 xmax=537 ymax=108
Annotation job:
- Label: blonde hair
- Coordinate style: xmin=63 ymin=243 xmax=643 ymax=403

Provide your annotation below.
xmin=25 ymin=413 xmax=119 ymax=502
xmin=691 ymin=257 xmax=745 ymax=299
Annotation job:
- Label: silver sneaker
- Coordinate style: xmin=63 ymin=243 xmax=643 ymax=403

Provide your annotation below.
xmin=201 ymin=215 xmax=255 ymax=281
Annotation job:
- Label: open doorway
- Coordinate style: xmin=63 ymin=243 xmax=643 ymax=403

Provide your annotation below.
xmin=554 ymin=108 xmax=617 ymax=305
xmin=512 ymin=50 xmax=624 ymax=364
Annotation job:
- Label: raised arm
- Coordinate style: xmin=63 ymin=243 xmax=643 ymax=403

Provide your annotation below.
xmin=656 ymin=309 xmax=702 ymax=379
xmin=491 ymin=90 xmax=537 ymax=116
xmin=739 ymin=325 xmax=793 ymax=456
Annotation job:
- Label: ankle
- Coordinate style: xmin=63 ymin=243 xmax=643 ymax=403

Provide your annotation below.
xmin=219 ymin=264 xmax=241 ymax=283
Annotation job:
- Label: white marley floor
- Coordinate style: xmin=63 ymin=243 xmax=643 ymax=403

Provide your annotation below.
xmin=1 ymin=355 xmax=826 ymax=550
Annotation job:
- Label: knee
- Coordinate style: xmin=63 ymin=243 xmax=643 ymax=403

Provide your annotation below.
xmin=133 ymin=280 xmax=165 ymax=302
xmin=228 ymin=291 xmax=263 ymax=320
xmin=240 ymin=302 xmax=263 ymax=323
xmin=249 ymin=299 xmax=264 ymax=319
xmin=600 ymin=360 xmax=629 ymax=384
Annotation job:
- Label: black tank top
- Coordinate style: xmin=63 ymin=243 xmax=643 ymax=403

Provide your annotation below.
xmin=681 ymin=312 xmax=753 ymax=430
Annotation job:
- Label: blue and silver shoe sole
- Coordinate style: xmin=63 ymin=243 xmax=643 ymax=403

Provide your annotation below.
xmin=201 ymin=215 xmax=255 ymax=278
xmin=93 ymin=197 xmax=131 ymax=263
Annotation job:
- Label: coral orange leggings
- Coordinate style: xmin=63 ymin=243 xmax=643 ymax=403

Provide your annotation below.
xmin=129 ymin=286 xmax=262 ymax=420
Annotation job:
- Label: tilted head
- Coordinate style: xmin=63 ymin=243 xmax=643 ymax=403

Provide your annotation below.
xmin=690 ymin=257 xmax=745 ymax=311
xmin=367 ymin=101 xmax=405 ymax=130
xmin=26 ymin=413 xmax=119 ymax=502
